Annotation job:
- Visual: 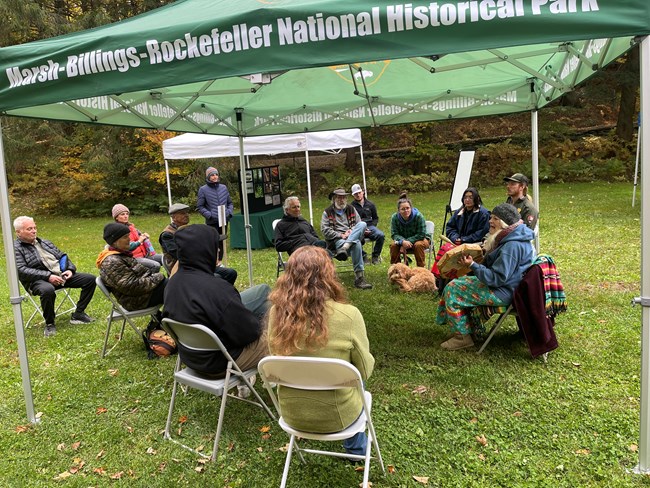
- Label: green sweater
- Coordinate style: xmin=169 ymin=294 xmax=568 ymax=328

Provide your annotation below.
xmin=390 ymin=208 xmax=429 ymax=244
xmin=268 ymin=300 xmax=375 ymax=433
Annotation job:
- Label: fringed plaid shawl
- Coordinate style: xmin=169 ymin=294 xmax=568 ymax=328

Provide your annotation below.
xmin=533 ymin=254 xmax=567 ymax=317
xmin=468 ymin=253 xmax=567 ymax=337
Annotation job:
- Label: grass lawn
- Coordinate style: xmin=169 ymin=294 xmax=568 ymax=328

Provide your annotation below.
xmin=0 ymin=181 xmax=646 ymax=487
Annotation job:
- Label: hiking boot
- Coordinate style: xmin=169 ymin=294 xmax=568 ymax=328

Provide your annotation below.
xmin=335 ymin=248 xmax=348 ymax=261
xmin=70 ymin=312 xmax=95 ymax=324
xmin=363 ymin=255 xmax=371 ymax=265
xmin=354 ymin=277 xmax=373 ymax=290
xmin=371 ymin=256 xmax=381 ymax=265
xmin=441 ymin=333 xmax=474 ymax=351
xmin=44 ymin=324 xmax=57 ymax=337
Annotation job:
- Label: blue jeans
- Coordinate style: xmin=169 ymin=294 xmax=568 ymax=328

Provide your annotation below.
xmin=364 ymin=225 xmax=385 ymax=258
xmin=335 ymin=221 xmax=367 ymax=272
xmin=343 ymin=431 xmax=368 ymax=456
xmin=240 ymin=284 xmax=271 ymax=320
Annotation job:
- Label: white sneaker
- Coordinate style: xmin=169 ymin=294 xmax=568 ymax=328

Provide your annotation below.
xmin=237 ymin=375 xmax=256 ymax=398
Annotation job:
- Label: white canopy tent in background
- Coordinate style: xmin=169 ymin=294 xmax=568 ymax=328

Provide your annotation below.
xmin=162 ymin=128 xmax=366 ymax=227
xmin=162 ymin=129 xmax=366 ymax=285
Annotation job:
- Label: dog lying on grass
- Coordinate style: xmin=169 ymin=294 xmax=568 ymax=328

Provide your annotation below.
xmin=387 ymin=263 xmax=438 ymax=293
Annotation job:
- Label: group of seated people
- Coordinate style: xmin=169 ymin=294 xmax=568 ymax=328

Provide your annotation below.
xmin=13 ymin=171 xmax=539 ymax=456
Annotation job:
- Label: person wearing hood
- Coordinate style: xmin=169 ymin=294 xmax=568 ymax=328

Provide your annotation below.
xmin=96 ymin=223 xmax=167 ymax=311
xmin=445 ymin=187 xmax=491 ymax=245
xmin=320 ymin=188 xmax=372 ymax=290
xmin=435 ymin=203 xmax=534 ymax=351
xmin=274 ymin=196 xmax=326 ymax=255
xmin=389 ymin=192 xmax=431 ymax=267
xmin=159 ymin=203 xmax=237 ymax=285
xmin=111 ymin=203 xmax=162 ymax=272
xmin=197 ymin=166 xmax=233 ymax=262
xmin=163 ymin=224 xmax=270 ymax=377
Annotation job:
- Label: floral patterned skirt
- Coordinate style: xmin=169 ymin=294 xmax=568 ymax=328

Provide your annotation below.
xmin=435 ymin=275 xmax=508 ymax=335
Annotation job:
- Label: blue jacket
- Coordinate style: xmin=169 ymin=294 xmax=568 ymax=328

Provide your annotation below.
xmin=197 ymin=180 xmax=233 ymax=226
xmin=445 ymin=206 xmax=490 ymax=244
xmin=469 ymin=224 xmax=534 ymax=304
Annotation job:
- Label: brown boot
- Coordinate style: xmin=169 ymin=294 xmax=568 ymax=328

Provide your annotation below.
xmin=441 ymin=333 xmax=474 ymax=351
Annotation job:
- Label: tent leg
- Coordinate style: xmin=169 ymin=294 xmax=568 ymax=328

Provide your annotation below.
xmin=634 ymin=35 xmax=650 ymax=475
xmin=531 ymin=110 xmax=540 ymax=254
xmin=305 ymin=150 xmax=314 ymax=225
xmin=236 ymin=110 xmax=254 ymax=287
xmin=0 ymin=119 xmax=37 ymax=423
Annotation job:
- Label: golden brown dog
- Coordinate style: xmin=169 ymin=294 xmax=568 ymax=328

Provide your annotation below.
xmin=387 ymin=263 xmax=438 ymax=293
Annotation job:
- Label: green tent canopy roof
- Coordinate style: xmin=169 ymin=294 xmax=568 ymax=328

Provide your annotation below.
xmin=0 ymin=0 xmax=648 ymax=135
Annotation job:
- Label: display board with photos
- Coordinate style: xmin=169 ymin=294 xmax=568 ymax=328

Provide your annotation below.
xmin=238 ymin=165 xmax=282 ymax=214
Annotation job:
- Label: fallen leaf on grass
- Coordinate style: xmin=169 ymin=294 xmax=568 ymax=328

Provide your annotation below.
xmin=53 ymin=471 xmax=72 ymax=480
xmin=359 ymin=482 xmax=372 ymax=487
xmin=126 ymin=425 xmax=134 ymax=433
xmin=227 ymin=441 xmax=235 ymax=452
xmin=178 ymin=415 xmax=188 ymax=424
xmin=108 ymin=369 xmax=119 ymax=376
xmin=158 ymin=462 xmax=167 ymax=472
xmin=512 ymin=411 xmax=523 ymax=417
xmin=575 ymin=448 xmax=591 ymax=455
xmin=15 ymin=425 xmax=30 ymax=433
xmin=71 ymin=441 xmax=81 ymax=450
xmin=57 ymin=443 xmax=65 ymax=451
xmin=110 ymin=471 xmax=124 ymax=479
xmin=630 ymin=444 xmax=639 ymax=452
xmin=387 ymin=465 xmax=396 ymax=474
xmin=96 ymin=407 xmax=108 ymax=414
xmin=256 ymin=447 xmax=263 ymax=452
xmin=354 ymin=465 xmax=365 ymax=472
xmin=478 ymin=453 xmax=486 ymax=461
xmin=572 ymin=362 xmax=581 ymax=368
xmin=413 ymin=475 xmax=429 ymax=484
xmin=195 ymin=465 xmax=205 ymax=473
xmin=260 ymin=425 xmax=271 ymax=433
xmin=146 ymin=447 xmax=157 ymax=455
xmin=262 ymin=434 xmax=271 ymax=440
xmin=196 ymin=445 xmax=204 ymax=452
xmin=95 ymin=449 xmax=105 ymax=459
xmin=411 ymin=385 xmax=428 ymax=395
xmin=93 ymin=467 xmax=106 ymax=476
xmin=278 ymin=443 xmax=290 ymax=452
xmin=469 ymin=417 xmax=478 ymax=423
xmin=476 ymin=434 xmax=488 ymax=446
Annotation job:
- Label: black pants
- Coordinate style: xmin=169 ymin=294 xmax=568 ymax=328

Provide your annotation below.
xmin=28 ymin=272 xmax=96 ymax=325
xmin=207 ymin=223 xmax=228 ymax=261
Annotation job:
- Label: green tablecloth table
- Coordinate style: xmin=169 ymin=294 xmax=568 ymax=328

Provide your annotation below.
xmin=230 ymin=207 xmax=284 ymax=249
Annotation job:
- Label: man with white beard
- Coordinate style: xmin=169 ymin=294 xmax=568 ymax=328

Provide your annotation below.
xmin=320 ymin=188 xmax=372 ymax=290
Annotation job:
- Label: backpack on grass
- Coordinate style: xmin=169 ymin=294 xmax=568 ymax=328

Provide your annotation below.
xmin=142 ymin=313 xmax=177 ymax=359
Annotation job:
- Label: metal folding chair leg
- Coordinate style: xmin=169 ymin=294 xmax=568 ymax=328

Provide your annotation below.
xmin=476 ymin=305 xmax=513 ymax=354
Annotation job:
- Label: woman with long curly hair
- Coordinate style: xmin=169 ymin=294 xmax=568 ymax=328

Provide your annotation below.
xmin=267 ymin=245 xmax=375 ymax=457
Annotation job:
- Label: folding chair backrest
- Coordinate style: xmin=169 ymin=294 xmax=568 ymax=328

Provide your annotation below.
xmin=96 ymin=276 xmax=125 ymax=311
xmin=258 ymin=356 xmax=362 ymax=391
xmin=162 ymin=318 xmax=235 ymax=362
xmin=425 ymin=220 xmax=435 ymax=239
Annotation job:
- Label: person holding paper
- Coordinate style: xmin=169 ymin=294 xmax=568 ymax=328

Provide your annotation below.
xmin=197 ymin=165 xmax=233 ymax=262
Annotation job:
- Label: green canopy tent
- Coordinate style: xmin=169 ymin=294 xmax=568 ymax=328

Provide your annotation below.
xmin=2 ymin=0 xmax=650 ymax=473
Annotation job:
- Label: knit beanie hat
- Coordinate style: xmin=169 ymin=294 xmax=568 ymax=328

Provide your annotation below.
xmin=205 ymin=166 xmax=219 ymax=178
xmin=111 ymin=203 xmax=129 ymax=219
xmin=491 ymin=203 xmax=520 ymax=226
xmin=103 ymin=223 xmax=130 ymax=246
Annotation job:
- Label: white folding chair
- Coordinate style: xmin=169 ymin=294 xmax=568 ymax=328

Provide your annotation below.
xmin=272 ymin=219 xmax=287 ymax=277
xmin=161 ymin=319 xmax=275 ymax=461
xmin=425 ymin=220 xmax=436 ymax=269
xmin=95 ymin=276 xmax=161 ymax=358
xmin=258 ymin=356 xmax=385 ymax=488
xmin=20 ymin=282 xmax=77 ymax=328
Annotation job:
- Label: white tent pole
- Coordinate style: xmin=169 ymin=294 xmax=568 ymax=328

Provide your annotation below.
xmin=0 ymin=119 xmax=37 ymax=423
xmin=633 ymin=121 xmax=641 ymax=207
xmin=634 ymin=35 xmax=650 ymax=475
xmin=531 ymin=110 xmax=540 ymax=253
xmin=305 ymin=150 xmax=314 ymax=225
xmin=236 ymin=110 xmax=254 ymax=287
xmin=164 ymin=158 xmax=172 ymax=208
xmin=360 ymin=145 xmax=368 ymax=197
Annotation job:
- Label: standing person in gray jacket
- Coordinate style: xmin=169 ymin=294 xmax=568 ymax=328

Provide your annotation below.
xmin=197 ymin=166 xmax=233 ymax=262
xmin=320 ymin=188 xmax=372 ymax=290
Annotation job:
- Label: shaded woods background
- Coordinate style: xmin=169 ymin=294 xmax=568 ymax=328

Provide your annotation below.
xmin=0 ymin=0 xmax=641 ymax=216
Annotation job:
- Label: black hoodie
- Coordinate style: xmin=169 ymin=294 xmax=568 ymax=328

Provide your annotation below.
xmin=163 ymin=224 xmax=261 ymax=374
